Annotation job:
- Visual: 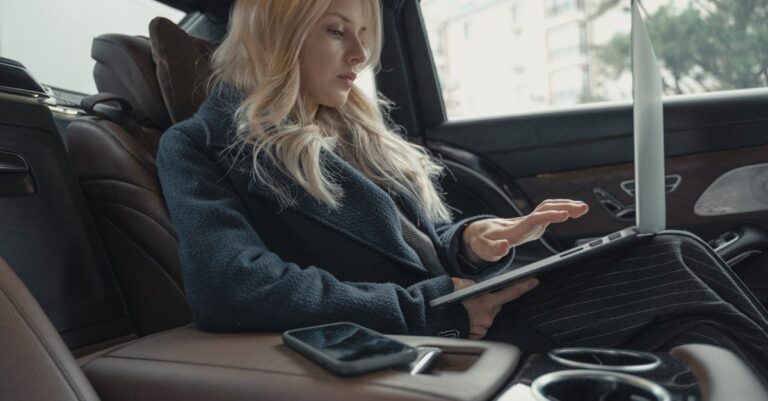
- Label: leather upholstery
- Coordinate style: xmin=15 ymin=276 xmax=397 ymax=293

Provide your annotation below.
xmin=0 ymin=257 xmax=100 ymax=401
xmin=92 ymin=34 xmax=172 ymax=129
xmin=70 ymin=25 xmax=217 ymax=336
xmin=81 ymin=327 xmax=520 ymax=401
xmin=68 ymin=32 xmax=196 ymax=336
xmin=66 ymin=117 xmax=192 ymax=336
xmin=149 ymin=17 xmax=214 ymax=124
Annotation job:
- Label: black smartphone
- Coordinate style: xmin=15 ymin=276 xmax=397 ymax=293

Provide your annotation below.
xmin=282 ymin=322 xmax=418 ymax=376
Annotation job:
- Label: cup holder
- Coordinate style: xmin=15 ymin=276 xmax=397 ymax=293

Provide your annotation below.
xmin=548 ymin=347 xmax=661 ymax=372
xmin=531 ymin=370 xmax=671 ymax=401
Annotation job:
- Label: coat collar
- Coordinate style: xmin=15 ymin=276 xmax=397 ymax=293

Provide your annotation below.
xmin=195 ymin=85 xmax=434 ymax=275
xmin=197 ymin=84 xmax=243 ymax=151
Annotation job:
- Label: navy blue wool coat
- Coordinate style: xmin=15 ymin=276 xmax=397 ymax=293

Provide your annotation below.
xmin=157 ymin=86 xmax=514 ymax=337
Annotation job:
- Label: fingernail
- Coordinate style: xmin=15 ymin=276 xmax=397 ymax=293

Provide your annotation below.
xmin=528 ymin=278 xmax=539 ymax=289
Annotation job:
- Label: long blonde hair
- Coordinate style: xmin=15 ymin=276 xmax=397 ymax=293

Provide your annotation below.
xmin=210 ymin=0 xmax=452 ymax=222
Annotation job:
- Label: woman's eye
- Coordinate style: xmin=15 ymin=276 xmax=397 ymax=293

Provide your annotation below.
xmin=328 ymin=28 xmax=344 ymax=37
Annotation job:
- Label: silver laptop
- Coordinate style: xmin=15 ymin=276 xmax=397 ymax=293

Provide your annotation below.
xmin=431 ymin=0 xmax=665 ymax=307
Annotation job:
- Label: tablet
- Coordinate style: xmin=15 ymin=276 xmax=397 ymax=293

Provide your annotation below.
xmin=430 ymin=227 xmax=644 ymax=307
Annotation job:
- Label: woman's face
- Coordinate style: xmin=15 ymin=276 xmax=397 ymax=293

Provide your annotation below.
xmin=299 ymin=0 xmax=370 ymax=114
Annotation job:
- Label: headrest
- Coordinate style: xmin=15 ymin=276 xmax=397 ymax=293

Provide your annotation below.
xmin=91 ymin=34 xmax=172 ymax=129
xmin=149 ymin=17 xmax=215 ymax=125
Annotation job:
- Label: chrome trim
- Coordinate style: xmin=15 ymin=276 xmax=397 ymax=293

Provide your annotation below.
xmin=713 ymin=232 xmax=740 ymax=253
xmin=409 ymin=346 xmax=442 ymax=375
xmin=620 ymin=180 xmax=636 ymax=197
xmin=548 ymin=347 xmax=661 ymax=372
xmin=0 ymin=151 xmax=30 ymax=174
xmin=621 ymin=174 xmax=681 ymax=197
xmin=727 ymin=250 xmax=762 ymax=267
xmin=531 ymin=370 xmax=671 ymax=401
xmin=665 ymin=174 xmax=682 ymax=193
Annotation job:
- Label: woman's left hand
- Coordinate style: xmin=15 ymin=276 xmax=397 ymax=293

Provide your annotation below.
xmin=461 ymin=199 xmax=589 ymax=264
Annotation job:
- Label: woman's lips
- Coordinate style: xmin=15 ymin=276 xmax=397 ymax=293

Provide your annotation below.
xmin=338 ymin=74 xmax=357 ymax=87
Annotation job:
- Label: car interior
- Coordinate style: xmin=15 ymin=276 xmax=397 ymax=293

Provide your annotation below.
xmin=2 ymin=0 xmax=768 ymax=400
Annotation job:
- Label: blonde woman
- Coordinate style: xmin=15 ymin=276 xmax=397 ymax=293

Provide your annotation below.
xmin=158 ymin=0 xmax=768 ymax=378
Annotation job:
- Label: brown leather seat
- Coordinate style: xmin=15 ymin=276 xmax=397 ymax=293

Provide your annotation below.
xmin=66 ymin=19 xmax=215 ymax=336
xmin=0 ymin=256 xmax=100 ymax=401
xmin=65 ymin=23 xmax=213 ymax=336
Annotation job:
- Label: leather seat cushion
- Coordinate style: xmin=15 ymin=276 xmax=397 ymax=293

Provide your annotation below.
xmin=0 ymin=258 xmax=100 ymax=401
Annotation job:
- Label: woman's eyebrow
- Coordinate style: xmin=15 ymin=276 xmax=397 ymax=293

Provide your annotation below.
xmin=325 ymin=11 xmax=368 ymax=31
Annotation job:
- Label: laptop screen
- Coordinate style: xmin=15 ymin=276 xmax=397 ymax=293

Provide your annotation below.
xmin=632 ymin=0 xmax=666 ymax=234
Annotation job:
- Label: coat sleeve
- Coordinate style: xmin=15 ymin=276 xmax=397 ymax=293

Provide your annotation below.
xmin=157 ymin=128 xmax=469 ymax=337
xmin=434 ymin=215 xmax=516 ymax=279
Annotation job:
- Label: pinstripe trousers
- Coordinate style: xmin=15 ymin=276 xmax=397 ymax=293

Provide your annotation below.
xmin=485 ymin=233 xmax=768 ymax=381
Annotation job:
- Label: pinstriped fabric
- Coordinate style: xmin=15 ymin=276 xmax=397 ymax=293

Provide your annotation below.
xmin=485 ymin=235 xmax=768 ymax=380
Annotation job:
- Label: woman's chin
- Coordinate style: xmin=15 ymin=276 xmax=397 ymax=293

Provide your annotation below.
xmin=320 ymin=95 xmax=350 ymax=109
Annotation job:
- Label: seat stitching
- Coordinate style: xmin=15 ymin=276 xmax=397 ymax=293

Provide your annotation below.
xmin=69 ymin=119 xmax=157 ymax=174
xmin=80 ymin=192 xmax=176 ymax=236
xmin=0 ymin=279 xmax=91 ymax=401
xmin=97 ymin=209 xmax=186 ymax=296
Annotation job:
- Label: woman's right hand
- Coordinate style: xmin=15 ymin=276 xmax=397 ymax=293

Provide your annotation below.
xmin=452 ymin=277 xmax=539 ymax=340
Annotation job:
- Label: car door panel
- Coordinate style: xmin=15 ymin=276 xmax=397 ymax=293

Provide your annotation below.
xmin=514 ymin=145 xmax=768 ymax=246
xmin=427 ymin=91 xmax=768 ymax=179
xmin=423 ymin=92 xmax=768 ymax=250
xmin=380 ymin=0 xmax=768 ymax=272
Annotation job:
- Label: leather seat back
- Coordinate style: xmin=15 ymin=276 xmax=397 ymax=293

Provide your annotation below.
xmin=66 ymin=32 xmax=196 ymax=336
xmin=0 ymin=90 xmax=133 ymax=350
xmin=91 ymin=34 xmax=172 ymax=130
xmin=0 ymin=256 xmax=100 ymax=401
xmin=67 ymin=19 xmax=214 ymax=335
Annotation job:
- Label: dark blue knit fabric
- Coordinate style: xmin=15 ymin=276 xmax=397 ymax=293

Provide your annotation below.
xmin=156 ymin=86 xmax=514 ymax=336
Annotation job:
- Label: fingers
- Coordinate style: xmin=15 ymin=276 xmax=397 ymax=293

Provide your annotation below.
xmin=518 ymin=210 xmax=570 ymax=230
xmin=467 ymin=302 xmax=498 ymax=340
xmin=470 ymin=237 xmax=510 ymax=262
xmin=494 ymin=210 xmax=572 ymax=247
xmin=534 ymin=199 xmax=589 ymax=218
xmin=536 ymin=199 xmax=587 ymax=206
xmin=469 ymin=328 xmax=487 ymax=340
xmin=462 ymin=278 xmax=540 ymax=340
xmin=451 ymin=277 xmax=475 ymax=291
xmin=494 ymin=201 xmax=588 ymax=246
xmin=537 ymin=203 xmax=588 ymax=217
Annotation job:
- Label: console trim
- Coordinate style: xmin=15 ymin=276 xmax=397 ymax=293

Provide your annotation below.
xmin=548 ymin=347 xmax=661 ymax=372
xmin=531 ymin=369 xmax=672 ymax=401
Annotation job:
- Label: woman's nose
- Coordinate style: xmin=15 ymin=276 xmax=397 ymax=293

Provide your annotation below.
xmin=347 ymin=37 xmax=367 ymax=67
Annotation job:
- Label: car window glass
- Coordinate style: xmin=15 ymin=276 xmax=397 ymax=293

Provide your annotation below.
xmin=0 ymin=0 xmax=185 ymax=96
xmin=357 ymin=69 xmax=377 ymax=100
xmin=421 ymin=0 xmax=768 ymax=121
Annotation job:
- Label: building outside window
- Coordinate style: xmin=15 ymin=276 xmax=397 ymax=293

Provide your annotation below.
xmin=545 ymin=0 xmax=585 ymax=17
xmin=419 ymin=0 xmax=767 ymax=121
xmin=550 ymin=66 xmax=590 ymax=105
xmin=547 ymin=22 xmax=587 ymax=62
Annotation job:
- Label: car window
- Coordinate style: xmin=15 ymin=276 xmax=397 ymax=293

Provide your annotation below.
xmin=357 ymin=69 xmax=377 ymax=101
xmin=0 ymin=0 xmax=185 ymax=96
xmin=421 ymin=0 xmax=768 ymax=120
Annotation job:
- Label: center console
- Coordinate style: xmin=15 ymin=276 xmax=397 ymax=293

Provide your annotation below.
xmin=500 ymin=348 xmax=697 ymax=401
xmin=79 ymin=327 xmax=520 ymax=401
xmin=79 ymin=327 xmax=767 ymax=401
